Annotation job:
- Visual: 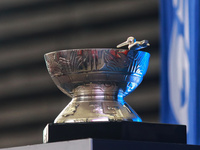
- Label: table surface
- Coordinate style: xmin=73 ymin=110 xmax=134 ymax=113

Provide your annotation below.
xmin=1 ymin=138 xmax=200 ymax=150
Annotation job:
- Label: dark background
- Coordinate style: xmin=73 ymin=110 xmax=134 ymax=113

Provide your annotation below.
xmin=0 ymin=0 xmax=160 ymax=148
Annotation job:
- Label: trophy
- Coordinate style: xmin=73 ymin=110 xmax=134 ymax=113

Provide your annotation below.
xmin=44 ymin=36 xmax=150 ymax=123
xmin=44 ymin=41 xmax=188 ymax=145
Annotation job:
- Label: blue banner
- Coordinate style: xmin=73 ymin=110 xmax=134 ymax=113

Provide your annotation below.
xmin=160 ymin=0 xmax=200 ymax=145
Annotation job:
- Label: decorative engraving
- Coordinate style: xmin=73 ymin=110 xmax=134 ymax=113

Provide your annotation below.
xmin=104 ymin=50 xmax=130 ymax=71
xmin=103 ymin=102 xmax=119 ymax=114
xmin=45 ymin=49 xmax=142 ymax=77
xmin=89 ymin=102 xmax=103 ymax=113
xmin=62 ymin=103 xmax=79 ymax=117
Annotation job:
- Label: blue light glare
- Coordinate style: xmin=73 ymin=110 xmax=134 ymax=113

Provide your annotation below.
xmin=117 ymin=51 xmax=150 ymax=122
xmin=117 ymin=94 xmax=142 ymax=122
xmin=132 ymin=117 xmax=142 ymax=122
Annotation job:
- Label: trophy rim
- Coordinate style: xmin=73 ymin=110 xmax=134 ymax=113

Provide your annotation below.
xmin=44 ymin=48 xmax=150 ymax=56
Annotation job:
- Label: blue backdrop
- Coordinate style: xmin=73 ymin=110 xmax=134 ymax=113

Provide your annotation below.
xmin=160 ymin=0 xmax=200 ymax=145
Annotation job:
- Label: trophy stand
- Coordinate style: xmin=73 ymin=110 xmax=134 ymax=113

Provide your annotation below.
xmin=43 ymin=121 xmax=187 ymax=144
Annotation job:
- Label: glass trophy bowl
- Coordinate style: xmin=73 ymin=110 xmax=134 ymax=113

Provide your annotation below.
xmin=44 ymin=48 xmax=150 ymax=123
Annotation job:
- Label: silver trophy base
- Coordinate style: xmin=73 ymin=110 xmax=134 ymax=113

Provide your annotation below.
xmin=54 ymin=83 xmax=141 ymax=123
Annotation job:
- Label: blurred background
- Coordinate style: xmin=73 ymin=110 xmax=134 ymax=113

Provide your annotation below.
xmin=0 ymin=0 xmax=160 ymax=148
